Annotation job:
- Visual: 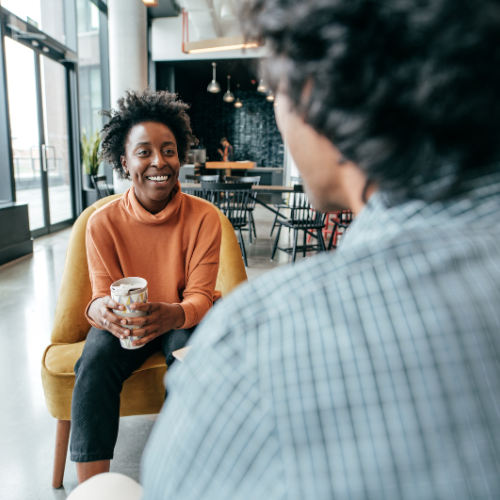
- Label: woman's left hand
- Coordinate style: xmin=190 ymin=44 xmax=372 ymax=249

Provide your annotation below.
xmin=125 ymin=302 xmax=185 ymax=347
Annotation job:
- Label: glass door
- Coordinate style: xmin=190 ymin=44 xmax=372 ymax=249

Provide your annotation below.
xmin=4 ymin=37 xmax=74 ymax=237
xmin=4 ymin=37 xmax=45 ymax=233
xmin=41 ymin=55 xmax=73 ymax=227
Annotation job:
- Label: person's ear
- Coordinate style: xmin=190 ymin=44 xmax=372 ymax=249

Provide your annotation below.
xmin=120 ymin=156 xmax=129 ymax=176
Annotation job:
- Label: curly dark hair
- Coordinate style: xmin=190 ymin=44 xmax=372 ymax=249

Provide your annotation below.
xmin=100 ymin=88 xmax=197 ymax=180
xmin=240 ymin=0 xmax=500 ymax=202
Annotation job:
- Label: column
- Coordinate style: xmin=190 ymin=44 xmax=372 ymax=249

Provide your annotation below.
xmin=107 ymin=0 xmax=148 ymax=193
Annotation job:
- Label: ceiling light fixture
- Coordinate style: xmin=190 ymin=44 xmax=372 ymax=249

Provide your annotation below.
xmin=257 ymin=79 xmax=267 ymax=93
xmin=234 ymin=84 xmax=243 ymax=108
xmin=207 ymin=62 xmax=221 ymax=93
xmin=142 ymin=0 xmax=159 ymax=6
xmin=223 ymin=75 xmax=235 ymax=103
xmin=266 ymin=94 xmax=275 ymax=102
xmin=184 ymin=35 xmax=260 ymax=54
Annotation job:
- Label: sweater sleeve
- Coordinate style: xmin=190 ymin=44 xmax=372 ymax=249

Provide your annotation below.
xmin=84 ymin=220 xmax=114 ymax=329
xmin=177 ymin=210 xmax=222 ymax=329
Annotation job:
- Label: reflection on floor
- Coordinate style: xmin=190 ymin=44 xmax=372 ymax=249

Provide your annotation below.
xmin=0 ymin=204 xmax=323 ymax=499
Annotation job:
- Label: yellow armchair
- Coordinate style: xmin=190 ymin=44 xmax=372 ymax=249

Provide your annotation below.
xmin=41 ymin=194 xmax=247 ymax=488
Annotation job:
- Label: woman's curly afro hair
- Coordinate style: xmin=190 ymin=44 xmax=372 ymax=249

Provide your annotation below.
xmin=241 ymin=0 xmax=500 ymax=203
xmin=100 ymin=88 xmax=196 ymax=180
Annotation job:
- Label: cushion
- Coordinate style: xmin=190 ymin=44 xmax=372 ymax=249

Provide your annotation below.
xmin=41 ymin=341 xmax=167 ymax=420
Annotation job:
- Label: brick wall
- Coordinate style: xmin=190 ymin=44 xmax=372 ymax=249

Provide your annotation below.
xmin=187 ymin=90 xmax=284 ymax=168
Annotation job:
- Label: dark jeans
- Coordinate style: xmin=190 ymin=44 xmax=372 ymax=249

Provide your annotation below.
xmin=70 ymin=326 xmax=194 ymax=462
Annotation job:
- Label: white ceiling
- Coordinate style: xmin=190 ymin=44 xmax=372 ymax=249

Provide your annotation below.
xmin=176 ymin=0 xmax=242 ymax=41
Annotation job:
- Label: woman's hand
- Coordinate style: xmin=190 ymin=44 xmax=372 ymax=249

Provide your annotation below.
xmin=88 ymin=296 xmax=131 ymax=340
xmin=125 ymin=302 xmax=185 ymax=347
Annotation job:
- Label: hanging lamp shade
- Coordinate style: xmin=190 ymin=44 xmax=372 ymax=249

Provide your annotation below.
xmin=257 ymin=79 xmax=267 ymax=93
xmin=223 ymin=75 xmax=235 ymax=103
xmin=207 ymin=62 xmax=221 ymax=93
xmin=234 ymin=84 xmax=242 ymax=108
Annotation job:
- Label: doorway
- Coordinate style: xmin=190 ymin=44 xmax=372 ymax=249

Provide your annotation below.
xmin=4 ymin=37 xmax=75 ymax=237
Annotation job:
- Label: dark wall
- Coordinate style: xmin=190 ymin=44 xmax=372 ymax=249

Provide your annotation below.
xmin=188 ymin=90 xmax=283 ymax=167
xmin=157 ymin=60 xmax=284 ymax=168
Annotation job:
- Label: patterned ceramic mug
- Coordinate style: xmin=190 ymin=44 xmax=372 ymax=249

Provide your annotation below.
xmin=110 ymin=277 xmax=148 ymax=350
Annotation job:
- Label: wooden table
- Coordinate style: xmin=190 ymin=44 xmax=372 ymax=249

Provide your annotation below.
xmin=205 ymin=161 xmax=255 ymax=170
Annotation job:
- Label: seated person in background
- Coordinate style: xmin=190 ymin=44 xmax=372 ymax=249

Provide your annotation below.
xmin=70 ymin=89 xmax=222 ymax=484
xmin=140 ymin=0 xmax=500 ymax=498
xmin=217 ymin=136 xmax=233 ymax=162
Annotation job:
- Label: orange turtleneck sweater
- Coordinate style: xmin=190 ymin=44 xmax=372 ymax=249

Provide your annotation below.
xmin=85 ymin=182 xmax=222 ymax=330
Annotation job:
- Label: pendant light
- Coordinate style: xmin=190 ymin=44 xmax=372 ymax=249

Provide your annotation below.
xmin=207 ymin=62 xmax=221 ymax=93
xmin=257 ymin=79 xmax=267 ymax=93
xmin=234 ymin=84 xmax=243 ymax=108
xmin=223 ymin=75 xmax=235 ymax=103
xmin=266 ymin=93 xmax=275 ymax=102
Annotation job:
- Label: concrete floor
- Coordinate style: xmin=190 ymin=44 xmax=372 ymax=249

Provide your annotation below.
xmin=0 ymin=204 xmax=317 ymax=499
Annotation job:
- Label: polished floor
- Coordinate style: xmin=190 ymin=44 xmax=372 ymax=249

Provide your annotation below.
xmin=0 ymin=205 xmax=320 ymax=499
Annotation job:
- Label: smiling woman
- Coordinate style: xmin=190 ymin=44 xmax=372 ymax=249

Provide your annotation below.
xmin=70 ymin=89 xmax=222 ymax=484
xmin=121 ymin=122 xmax=181 ymax=213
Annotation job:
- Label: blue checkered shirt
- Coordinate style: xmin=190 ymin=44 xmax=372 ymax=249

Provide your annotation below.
xmin=142 ymin=173 xmax=500 ymax=500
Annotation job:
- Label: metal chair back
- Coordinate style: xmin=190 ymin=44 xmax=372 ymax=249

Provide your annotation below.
xmin=91 ymin=175 xmax=111 ymax=200
xmin=225 ymin=176 xmax=261 ymax=184
xmin=199 ymin=175 xmax=220 ymax=182
xmin=201 ymin=182 xmax=253 ymax=227
xmin=225 ymin=176 xmax=261 ymax=210
xmin=286 ymin=185 xmax=325 ymax=228
xmin=185 ymin=174 xmax=220 ymax=183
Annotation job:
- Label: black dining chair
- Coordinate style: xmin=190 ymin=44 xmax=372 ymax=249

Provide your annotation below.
xmin=201 ymin=181 xmax=253 ymax=267
xmin=270 ymin=185 xmax=327 ymax=263
xmin=327 ymin=210 xmax=354 ymax=250
xmin=270 ymin=176 xmax=303 ymax=237
xmin=91 ymin=175 xmax=112 ymax=200
xmin=225 ymin=176 xmax=261 ymax=244
xmin=183 ymin=175 xmax=221 ymax=197
xmin=185 ymin=174 xmax=220 ymax=183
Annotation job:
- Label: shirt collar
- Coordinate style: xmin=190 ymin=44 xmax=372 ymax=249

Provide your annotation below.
xmin=339 ymin=171 xmax=500 ymax=251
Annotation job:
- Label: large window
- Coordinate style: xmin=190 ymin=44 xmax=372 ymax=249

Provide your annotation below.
xmin=77 ymin=0 xmax=104 ymax=138
xmin=2 ymin=0 xmax=66 ymax=45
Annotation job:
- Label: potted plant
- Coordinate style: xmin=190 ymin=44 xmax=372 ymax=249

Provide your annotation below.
xmin=81 ymin=130 xmax=101 ymax=189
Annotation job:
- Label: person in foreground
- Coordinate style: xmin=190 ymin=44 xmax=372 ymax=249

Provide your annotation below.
xmin=70 ymin=0 xmax=500 ymax=497
xmin=70 ymin=89 xmax=222 ymax=483
xmin=140 ymin=0 xmax=500 ymax=498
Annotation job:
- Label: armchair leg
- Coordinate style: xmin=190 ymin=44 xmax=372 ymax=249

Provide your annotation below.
xmin=52 ymin=419 xmax=71 ymax=488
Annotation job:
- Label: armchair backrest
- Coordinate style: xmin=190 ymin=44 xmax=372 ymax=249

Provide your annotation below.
xmin=50 ymin=194 xmax=247 ymax=344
